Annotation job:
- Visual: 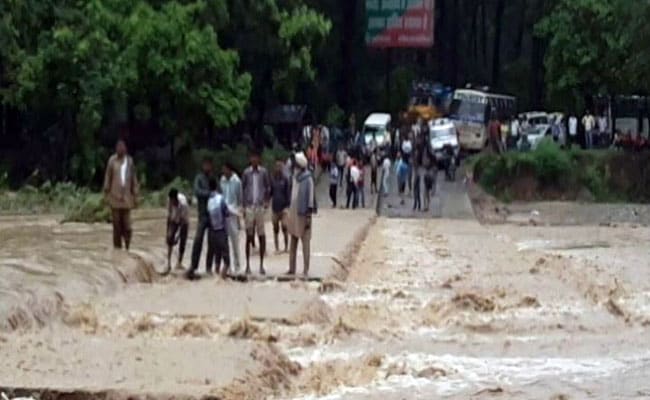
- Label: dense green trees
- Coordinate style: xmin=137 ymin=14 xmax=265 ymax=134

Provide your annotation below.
xmin=1 ymin=0 xmax=649 ymax=187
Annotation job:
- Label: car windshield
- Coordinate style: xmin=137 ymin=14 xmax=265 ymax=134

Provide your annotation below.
xmin=528 ymin=116 xmax=548 ymax=125
xmin=430 ymin=126 xmax=455 ymax=138
xmin=524 ymin=126 xmax=546 ymax=136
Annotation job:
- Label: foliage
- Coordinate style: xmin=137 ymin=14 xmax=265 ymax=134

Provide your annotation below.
xmin=536 ymin=0 xmax=649 ymax=106
xmin=474 ymin=143 xmax=650 ymax=203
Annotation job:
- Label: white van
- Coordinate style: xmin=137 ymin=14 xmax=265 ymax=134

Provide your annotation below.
xmin=363 ymin=113 xmax=392 ymax=150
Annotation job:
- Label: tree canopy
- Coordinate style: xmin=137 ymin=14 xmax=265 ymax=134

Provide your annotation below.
xmin=1 ymin=0 xmax=649 ymax=187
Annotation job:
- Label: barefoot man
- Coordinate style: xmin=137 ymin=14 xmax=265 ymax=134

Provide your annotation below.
xmin=103 ymin=139 xmax=139 ymax=250
xmin=165 ymin=188 xmax=189 ymax=274
xmin=242 ymin=150 xmax=271 ymax=275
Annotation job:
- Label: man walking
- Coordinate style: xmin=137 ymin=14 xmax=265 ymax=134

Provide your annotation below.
xmin=103 ymin=139 xmax=139 ymax=250
xmin=582 ymin=111 xmax=596 ymax=149
xmin=220 ymin=162 xmax=243 ymax=274
xmin=329 ymin=160 xmax=339 ymax=207
xmin=206 ymin=179 xmax=231 ymax=277
xmin=166 ymin=188 xmax=189 ymax=274
xmin=369 ymin=149 xmax=379 ymax=194
xmin=271 ymin=159 xmax=291 ymax=253
xmin=242 ymin=150 xmax=271 ymax=275
xmin=336 ymin=146 xmax=347 ymax=186
xmin=186 ymin=157 xmax=213 ymax=280
xmin=286 ymin=152 xmax=317 ymax=277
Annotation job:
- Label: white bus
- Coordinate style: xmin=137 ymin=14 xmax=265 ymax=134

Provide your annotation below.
xmin=449 ymin=89 xmax=516 ymax=151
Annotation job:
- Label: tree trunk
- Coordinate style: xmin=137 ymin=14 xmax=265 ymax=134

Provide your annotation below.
xmin=491 ymin=0 xmax=505 ymax=88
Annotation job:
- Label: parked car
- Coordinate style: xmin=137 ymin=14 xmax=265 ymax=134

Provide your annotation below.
xmin=519 ymin=125 xmax=551 ymax=150
xmin=429 ymin=118 xmax=460 ymax=180
xmin=362 ymin=113 xmax=392 ymax=153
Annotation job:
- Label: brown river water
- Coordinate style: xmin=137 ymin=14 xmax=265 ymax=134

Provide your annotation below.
xmin=1 ymin=205 xmax=650 ymax=399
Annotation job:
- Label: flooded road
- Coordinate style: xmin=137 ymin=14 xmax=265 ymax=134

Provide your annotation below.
xmin=274 ymin=219 xmax=650 ymax=399
xmin=1 ymin=183 xmax=650 ymax=399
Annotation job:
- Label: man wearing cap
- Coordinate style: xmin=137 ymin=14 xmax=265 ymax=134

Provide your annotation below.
xmin=241 ymin=150 xmax=272 ymax=275
xmin=286 ymin=152 xmax=317 ymax=277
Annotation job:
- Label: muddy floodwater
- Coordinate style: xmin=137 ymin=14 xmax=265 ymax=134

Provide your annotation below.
xmin=1 ymin=205 xmax=650 ymax=399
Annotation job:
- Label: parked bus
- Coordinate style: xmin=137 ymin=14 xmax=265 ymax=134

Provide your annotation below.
xmin=449 ymin=88 xmax=516 ymax=151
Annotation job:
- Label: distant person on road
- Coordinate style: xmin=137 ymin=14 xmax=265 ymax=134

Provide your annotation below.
xmin=166 ymin=188 xmax=189 ymax=272
xmin=242 ymin=150 xmax=272 ymax=275
xmin=103 ymin=139 xmax=139 ymax=251
xmin=395 ymin=152 xmax=409 ymax=206
xmin=186 ymin=157 xmax=214 ymax=280
xmin=335 ymin=146 xmax=347 ymax=187
xmin=423 ymin=163 xmax=436 ymax=212
xmin=220 ymin=162 xmax=243 ymax=274
xmin=271 ymin=159 xmax=291 ymax=253
xmin=412 ymin=166 xmax=422 ymax=211
xmin=582 ymin=111 xmax=596 ymax=149
xmin=329 ymin=160 xmax=339 ymax=208
xmin=518 ymin=134 xmax=532 ymax=152
xmin=381 ymin=156 xmax=392 ymax=196
xmin=369 ymin=149 xmax=379 ymax=194
xmin=568 ymin=114 xmax=578 ymax=147
xmin=206 ymin=178 xmax=231 ymax=277
xmin=488 ymin=114 xmax=503 ymax=154
xmin=598 ymin=114 xmax=608 ymax=146
xmin=286 ymin=152 xmax=317 ymax=277
xmin=350 ymin=160 xmax=362 ymax=209
xmin=358 ymin=160 xmax=366 ymax=208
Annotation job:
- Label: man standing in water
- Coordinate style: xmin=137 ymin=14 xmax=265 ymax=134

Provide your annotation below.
xmin=166 ymin=188 xmax=189 ymax=273
xmin=286 ymin=152 xmax=317 ymax=277
xmin=103 ymin=139 xmax=139 ymax=250
xmin=220 ymin=162 xmax=243 ymax=274
xmin=271 ymin=158 xmax=291 ymax=253
xmin=242 ymin=150 xmax=271 ymax=275
xmin=186 ymin=157 xmax=214 ymax=280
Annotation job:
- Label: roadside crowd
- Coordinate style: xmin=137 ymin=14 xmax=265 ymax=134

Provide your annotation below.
xmin=103 ymin=139 xmax=317 ymax=280
xmin=487 ymin=110 xmax=615 ymax=154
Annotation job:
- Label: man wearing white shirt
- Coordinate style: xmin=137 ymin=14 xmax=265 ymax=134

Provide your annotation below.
xmin=220 ymin=163 xmax=243 ymax=273
xmin=569 ymin=115 xmax=578 ymax=146
xmin=166 ymin=189 xmax=189 ymax=273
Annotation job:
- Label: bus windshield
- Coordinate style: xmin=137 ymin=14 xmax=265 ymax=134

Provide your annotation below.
xmin=449 ymin=100 xmax=488 ymax=124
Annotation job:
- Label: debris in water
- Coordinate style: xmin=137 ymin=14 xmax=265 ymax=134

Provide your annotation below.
xmin=318 ymin=279 xmax=345 ymax=294
xmin=62 ymin=303 xmax=98 ymax=333
xmin=536 ymin=257 xmax=547 ymax=266
xmin=435 ymin=248 xmax=451 ymax=258
xmin=529 ymin=266 xmax=540 ymax=274
xmin=176 ymin=320 xmax=212 ymax=338
xmin=417 ymin=366 xmax=447 ymax=379
xmin=550 ymin=395 xmax=570 ymax=400
xmin=518 ymin=296 xmax=541 ymax=308
xmin=474 ymin=386 xmax=505 ymax=395
xmin=605 ymin=298 xmax=628 ymax=322
xmin=441 ymin=275 xmax=463 ymax=289
xmin=452 ymin=293 xmax=496 ymax=312
xmin=392 ymin=290 xmax=409 ymax=299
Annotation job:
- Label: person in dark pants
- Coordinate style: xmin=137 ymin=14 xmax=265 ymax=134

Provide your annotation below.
xmin=329 ymin=160 xmax=339 ymax=207
xmin=186 ymin=157 xmax=214 ymax=280
xmin=345 ymin=158 xmax=355 ymax=208
xmin=166 ymin=189 xmax=190 ymax=273
xmin=103 ymin=139 xmax=139 ymax=250
xmin=412 ymin=168 xmax=422 ymax=211
xmin=206 ymin=179 xmax=231 ymax=277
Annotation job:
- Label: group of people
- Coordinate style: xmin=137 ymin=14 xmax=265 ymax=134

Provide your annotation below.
xmin=103 ymin=139 xmax=318 ymax=280
xmin=488 ymin=110 xmax=612 ymax=154
xmin=327 ymin=145 xmax=388 ymax=210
